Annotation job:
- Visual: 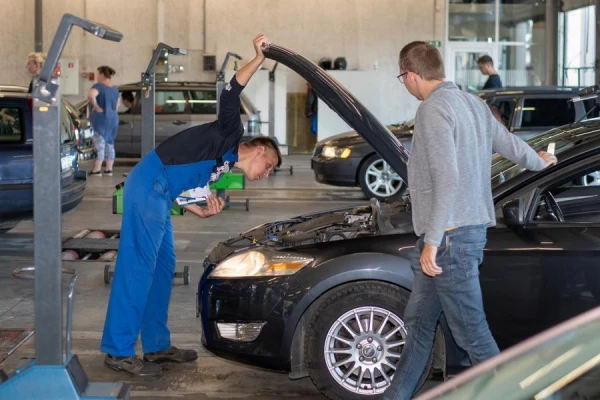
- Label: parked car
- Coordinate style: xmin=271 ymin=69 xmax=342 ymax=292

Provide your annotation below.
xmin=77 ymin=81 xmax=262 ymax=157
xmin=63 ymin=99 xmax=95 ymax=161
xmin=417 ymin=305 xmax=600 ymax=400
xmin=312 ymin=87 xmax=588 ymax=201
xmin=196 ymin=46 xmax=600 ymax=400
xmin=0 ymin=85 xmax=86 ymax=233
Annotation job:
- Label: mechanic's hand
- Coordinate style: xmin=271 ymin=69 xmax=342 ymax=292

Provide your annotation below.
xmin=253 ymin=33 xmax=269 ymax=59
xmin=538 ymin=151 xmax=558 ymax=168
xmin=197 ymin=195 xmax=225 ymax=218
xmin=420 ymin=243 xmax=443 ymax=277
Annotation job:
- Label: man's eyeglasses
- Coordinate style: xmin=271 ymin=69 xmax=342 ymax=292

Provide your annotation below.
xmin=397 ymin=72 xmax=408 ymax=84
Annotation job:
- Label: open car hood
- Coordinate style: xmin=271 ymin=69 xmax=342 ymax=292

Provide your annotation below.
xmin=264 ymin=44 xmax=409 ymax=184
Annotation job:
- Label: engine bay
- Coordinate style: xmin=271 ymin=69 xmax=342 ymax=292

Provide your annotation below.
xmin=254 ymin=197 xmax=415 ymax=247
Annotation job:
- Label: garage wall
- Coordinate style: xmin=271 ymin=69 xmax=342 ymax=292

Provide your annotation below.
xmin=1 ymin=0 xmax=445 ymax=131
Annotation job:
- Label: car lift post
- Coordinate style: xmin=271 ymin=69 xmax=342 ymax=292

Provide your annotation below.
xmin=140 ymin=43 xmax=187 ymax=157
xmin=0 ymin=14 xmax=129 ymax=400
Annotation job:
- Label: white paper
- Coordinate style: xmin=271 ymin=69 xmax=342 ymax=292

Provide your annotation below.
xmin=547 ymin=142 xmax=555 ymax=155
xmin=175 ymin=184 xmax=212 ymax=206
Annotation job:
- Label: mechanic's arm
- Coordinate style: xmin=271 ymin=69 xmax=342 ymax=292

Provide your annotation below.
xmin=420 ymin=100 xmax=460 ymax=248
xmin=218 ymin=34 xmax=269 ymax=136
xmin=88 ymin=87 xmax=102 ymax=113
xmin=180 ymin=195 xmax=225 ymax=219
xmin=491 ymin=118 xmax=556 ymax=170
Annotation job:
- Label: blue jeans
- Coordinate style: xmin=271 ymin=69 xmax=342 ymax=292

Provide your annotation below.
xmin=383 ymin=225 xmax=499 ymax=400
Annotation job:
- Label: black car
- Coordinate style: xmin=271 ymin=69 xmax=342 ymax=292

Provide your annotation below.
xmin=197 ymin=45 xmax=600 ymax=400
xmin=312 ymin=87 xmax=585 ymax=201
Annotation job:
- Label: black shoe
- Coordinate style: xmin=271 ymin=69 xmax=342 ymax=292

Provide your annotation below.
xmin=89 ymin=170 xmax=102 ymax=177
xmin=144 ymin=346 xmax=198 ymax=363
xmin=103 ymin=170 xmax=113 ymax=176
xmin=104 ymin=354 xmax=162 ymax=376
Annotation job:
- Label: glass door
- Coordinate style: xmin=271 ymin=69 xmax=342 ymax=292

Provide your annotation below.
xmin=447 ymin=43 xmax=496 ymax=92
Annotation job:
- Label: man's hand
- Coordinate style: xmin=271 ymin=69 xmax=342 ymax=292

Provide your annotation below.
xmin=420 ymin=243 xmax=443 ymax=277
xmin=184 ymin=195 xmax=225 ymax=219
xmin=538 ymin=151 xmax=558 ymax=168
xmin=253 ymin=33 xmax=269 ymax=60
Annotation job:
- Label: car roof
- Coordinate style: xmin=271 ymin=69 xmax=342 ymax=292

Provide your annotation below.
xmin=475 ymin=86 xmax=581 ymax=97
xmin=0 ymin=85 xmax=30 ymax=99
xmin=118 ymin=81 xmax=218 ymax=90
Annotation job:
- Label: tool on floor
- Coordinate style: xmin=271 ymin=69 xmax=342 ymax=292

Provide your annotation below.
xmin=0 ymin=14 xmax=130 ymax=400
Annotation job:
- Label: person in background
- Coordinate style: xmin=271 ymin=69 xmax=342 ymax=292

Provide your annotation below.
xmin=26 ymin=52 xmax=47 ymax=93
xmin=477 ymin=55 xmax=503 ymax=90
xmin=87 ymin=66 xmax=120 ymax=176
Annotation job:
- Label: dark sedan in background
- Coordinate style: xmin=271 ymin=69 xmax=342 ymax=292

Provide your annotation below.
xmin=312 ymin=86 xmax=584 ymax=200
xmin=0 ymin=86 xmax=86 ymax=233
xmin=197 ymin=46 xmax=600 ymax=400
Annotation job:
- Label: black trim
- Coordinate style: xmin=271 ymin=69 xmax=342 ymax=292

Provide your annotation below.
xmin=0 ymin=183 xmax=33 ymax=191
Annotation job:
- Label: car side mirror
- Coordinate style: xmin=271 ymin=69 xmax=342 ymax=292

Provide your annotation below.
xmin=502 ymin=198 xmax=524 ymax=227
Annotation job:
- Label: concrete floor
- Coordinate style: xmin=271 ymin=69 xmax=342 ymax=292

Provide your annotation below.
xmin=0 ymin=155 xmax=367 ymax=399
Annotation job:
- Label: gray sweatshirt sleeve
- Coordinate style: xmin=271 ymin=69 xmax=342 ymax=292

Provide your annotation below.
xmin=491 ymin=121 xmax=545 ymax=171
xmin=417 ymin=100 xmax=460 ymax=247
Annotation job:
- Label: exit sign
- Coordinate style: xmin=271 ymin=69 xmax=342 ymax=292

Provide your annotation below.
xmin=428 ymin=40 xmax=442 ymax=48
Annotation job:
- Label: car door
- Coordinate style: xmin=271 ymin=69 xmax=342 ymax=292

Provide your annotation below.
xmin=130 ymin=89 xmax=190 ymax=156
xmin=480 ymin=154 xmax=600 ymax=349
xmin=0 ymin=99 xmax=33 ymax=215
xmin=188 ymin=87 xmax=218 ymax=128
xmin=116 ymin=89 xmax=139 ymax=156
xmin=59 ymin=103 xmax=79 ymax=188
xmin=511 ymin=95 xmax=577 ymax=141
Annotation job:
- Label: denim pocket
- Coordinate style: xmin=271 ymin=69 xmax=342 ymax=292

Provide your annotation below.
xmin=459 ymin=241 xmax=486 ymax=277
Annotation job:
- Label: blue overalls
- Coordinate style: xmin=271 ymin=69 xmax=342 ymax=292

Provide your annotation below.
xmin=101 ymin=147 xmax=238 ymax=356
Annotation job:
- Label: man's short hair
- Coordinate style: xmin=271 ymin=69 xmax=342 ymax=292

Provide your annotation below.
xmin=477 ymin=55 xmax=494 ymax=66
xmin=246 ymin=136 xmax=282 ymax=167
xmin=399 ymin=41 xmax=445 ymax=81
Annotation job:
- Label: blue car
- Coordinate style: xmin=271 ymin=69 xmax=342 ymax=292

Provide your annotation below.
xmin=0 ymin=86 xmax=87 ymax=233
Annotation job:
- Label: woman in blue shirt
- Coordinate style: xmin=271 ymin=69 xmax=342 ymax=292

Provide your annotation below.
xmin=88 ymin=66 xmax=120 ymax=176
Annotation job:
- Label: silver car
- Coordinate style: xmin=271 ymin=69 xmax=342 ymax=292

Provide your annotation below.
xmin=77 ymin=81 xmax=262 ymax=157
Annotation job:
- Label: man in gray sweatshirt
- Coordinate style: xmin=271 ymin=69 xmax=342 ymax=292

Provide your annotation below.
xmin=383 ymin=42 xmax=557 ymax=400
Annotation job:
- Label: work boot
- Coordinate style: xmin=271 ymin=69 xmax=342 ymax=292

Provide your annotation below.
xmin=104 ymin=354 xmax=162 ymax=377
xmin=144 ymin=346 xmax=198 ymax=363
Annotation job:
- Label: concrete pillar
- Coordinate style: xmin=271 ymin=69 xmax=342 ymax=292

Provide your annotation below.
xmin=545 ymin=0 xmax=559 ymax=85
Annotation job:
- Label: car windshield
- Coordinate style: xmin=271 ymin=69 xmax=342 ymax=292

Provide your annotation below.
xmin=490 ymin=122 xmax=595 ymax=188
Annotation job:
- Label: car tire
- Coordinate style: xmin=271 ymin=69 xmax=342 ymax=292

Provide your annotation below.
xmin=305 ymin=282 xmax=436 ymax=400
xmin=358 ymin=154 xmax=407 ymax=201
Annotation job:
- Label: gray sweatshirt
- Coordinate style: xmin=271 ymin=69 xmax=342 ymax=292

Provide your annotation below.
xmin=408 ymin=81 xmax=545 ymax=246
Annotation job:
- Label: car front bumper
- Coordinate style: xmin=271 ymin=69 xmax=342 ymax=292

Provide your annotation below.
xmin=311 ymin=156 xmax=360 ymax=186
xmin=197 ymin=270 xmax=304 ymax=371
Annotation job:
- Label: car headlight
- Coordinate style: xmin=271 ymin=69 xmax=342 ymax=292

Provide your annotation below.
xmin=322 ymin=145 xmax=351 ymax=159
xmin=208 ymin=250 xmax=314 ymax=278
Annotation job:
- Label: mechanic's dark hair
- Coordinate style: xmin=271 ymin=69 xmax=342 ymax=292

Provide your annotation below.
xmin=245 ymin=136 xmax=282 ymax=167
xmin=477 ymin=55 xmax=494 ymax=67
xmin=121 ymin=90 xmax=134 ymax=103
xmin=97 ymin=65 xmax=116 ymax=78
xmin=399 ymin=41 xmax=445 ymax=81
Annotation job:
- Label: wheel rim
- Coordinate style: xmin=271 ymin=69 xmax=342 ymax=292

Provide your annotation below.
xmin=323 ymin=306 xmax=407 ymax=395
xmin=365 ymin=159 xmax=405 ymax=198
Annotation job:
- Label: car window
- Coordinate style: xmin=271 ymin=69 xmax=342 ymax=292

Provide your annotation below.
xmin=489 ymin=98 xmax=516 ymax=128
xmin=119 ymin=90 xmax=141 ymax=115
xmin=61 ymin=105 xmax=75 ymax=144
xmin=155 ymin=90 xmax=186 ymax=114
xmin=0 ymin=106 xmax=24 ymax=143
xmin=189 ymin=89 xmax=217 ymax=115
xmin=535 ymin=360 xmax=600 ymax=399
xmin=520 ymin=98 xmax=576 ymax=128
xmin=531 ymin=162 xmax=600 ymax=223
